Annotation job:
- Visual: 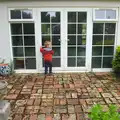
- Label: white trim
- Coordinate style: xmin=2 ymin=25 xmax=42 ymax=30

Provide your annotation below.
xmin=92 ymin=68 xmax=113 ymax=72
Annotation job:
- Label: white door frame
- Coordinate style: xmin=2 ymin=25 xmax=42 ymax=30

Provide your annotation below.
xmin=37 ymin=8 xmax=93 ymax=73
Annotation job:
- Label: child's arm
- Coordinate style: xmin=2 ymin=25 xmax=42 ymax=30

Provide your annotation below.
xmin=50 ymin=50 xmax=54 ymax=55
xmin=40 ymin=47 xmax=44 ymax=54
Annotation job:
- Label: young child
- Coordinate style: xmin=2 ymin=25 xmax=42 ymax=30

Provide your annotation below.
xmin=40 ymin=41 xmax=54 ymax=75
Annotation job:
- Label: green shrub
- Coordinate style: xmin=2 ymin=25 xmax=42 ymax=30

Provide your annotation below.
xmin=88 ymin=104 xmax=120 ymax=120
xmin=112 ymin=46 xmax=120 ymax=73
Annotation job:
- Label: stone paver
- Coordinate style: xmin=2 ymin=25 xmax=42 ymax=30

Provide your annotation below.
xmin=0 ymin=72 xmax=120 ymax=120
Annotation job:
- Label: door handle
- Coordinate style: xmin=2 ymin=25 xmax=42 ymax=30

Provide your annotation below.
xmin=58 ymin=39 xmax=70 ymax=41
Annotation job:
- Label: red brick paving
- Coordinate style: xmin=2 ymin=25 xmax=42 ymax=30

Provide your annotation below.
xmin=0 ymin=72 xmax=120 ymax=120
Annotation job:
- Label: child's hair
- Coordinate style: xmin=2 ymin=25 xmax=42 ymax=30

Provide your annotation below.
xmin=44 ymin=41 xmax=51 ymax=47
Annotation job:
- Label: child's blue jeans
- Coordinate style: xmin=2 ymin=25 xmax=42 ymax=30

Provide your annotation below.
xmin=44 ymin=61 xmax=52 ymax=74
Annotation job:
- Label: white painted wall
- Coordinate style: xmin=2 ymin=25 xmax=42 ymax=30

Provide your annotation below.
xmin=0 ymin=3 xmax=11 ymax=63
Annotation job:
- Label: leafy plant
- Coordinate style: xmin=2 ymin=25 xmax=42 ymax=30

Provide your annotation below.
xmin=88 ymin=104 xmax=120 ymax=120
xmin=112 ymin=46 xmax=120 ymax=74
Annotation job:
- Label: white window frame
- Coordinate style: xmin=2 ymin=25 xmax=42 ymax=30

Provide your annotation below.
xmin=9 ymin=8 xmax=34 ymax=22
xmin=93 ymin=8 xmax=118 ymax=22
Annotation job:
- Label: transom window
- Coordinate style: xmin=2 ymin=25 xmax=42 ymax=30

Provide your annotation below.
xmin=92 ymin=23 xmax=116 ymax=68
xmin=93 ymin=9 xmax=118 ymax=21
xmin=10 ymin=9 xmax=33 ymax=19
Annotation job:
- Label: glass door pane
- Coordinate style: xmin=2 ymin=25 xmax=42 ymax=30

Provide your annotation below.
xmin=67 ymin=12 xmax=87 ymax=67
xmin=41 ymin=11 xmax=61 ymax=67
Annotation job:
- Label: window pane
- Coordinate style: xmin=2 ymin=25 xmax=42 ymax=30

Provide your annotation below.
xmin=41 ymin=12 xmax=50 ymax=23
xmin=52 ymin=36 xmax=60 ymax=45
xmin=22 ymin=10 xmax=32 ymax=19
xmin=11 ymin=23 xmax=22 ymax=34
xmin=24 ymin=36 xmax=35 ymax=46
xmin=92 ymin=35 xmax=103 ymax=45
xmin=68 ymin=35 xmax=76 ymax=45
xmin=93 ymin=23 xmax=104 ymax=34
xmin=14 ymin=58 xmax=24 ymax=69
xmin=95 ymin=10 xmax=105 ymax=19
xmin=51 ymin=12 xmax=60 ymax=23
xmin=92 ymin=46 xmax=102 ymax=56
xmin=68 ymin=47 xmax=76 ymax=56
xmin=105 ymin=23 xmax=116 ymax=34
xmin=104 ymin=35 xmax=115 ymax=45
xmin=42 ymin=24 xmax=50 ymax=34
xmin=11 ymin=10 xmax=21 ymax=19
xmin=52 ymin=58 xmax=60 ymax=67
xmin=13 ymin=47 xmax=24 ymax=57
xmin=25 ymin=47 xmax=35 ymax=56
xmin=42 ymin=35 xmax=50 ymax=46
xmin=68 ymin=12 xmax=76 ymax=22
xmin=68 ymin=57 xmax=76 ymax=67
xmin=78 ymin=12 xmax=87 ymax=23
xmin=77 ymin=57 xmax=85 ymax=66
xmin=52 ymin=47 xmax=60 ymax=56
xmin=23 ymin=23 xmax=35 ymax=34
xmin=92 ymin=57 xmax=102 ymax=68
xmin=25 ymin=58 xmax=36 ymax=69
xmin=12 ymin=36 xmax=23 ymax=46
xmin=68 ymin=24 xmax=76 ymax=34
xmin=103 ymin=57 xmax=113 ymax=68
xmin=106 ymin=10 xmax=116 ymax=19
xmin=78 ymin=24 xmax=86 ymax=34
xmin=77 ymin=46 xmax=86 ymax=56
xmin=77 ymin=35 xmax=86 ymax=45
xmin=52 ymin=24 xmax=60 ymax=34
xmin=103 ymin=46 xmax=114 ymax=55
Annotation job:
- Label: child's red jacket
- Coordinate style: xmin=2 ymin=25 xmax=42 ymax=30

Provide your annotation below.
xmin=40 ymin=47 xmax=54 ymax=62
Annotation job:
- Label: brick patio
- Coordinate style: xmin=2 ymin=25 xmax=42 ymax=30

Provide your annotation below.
xmin=0 ymin=72 xmax=120 ymax=120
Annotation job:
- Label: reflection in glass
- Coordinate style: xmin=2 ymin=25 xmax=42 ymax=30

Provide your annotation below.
xmin=105 ymin=23 xmax=116 ymax=34
xmin=77 ymin=47 xmax=86 ymax=56
xmin=22 ymin=10 xmax=32 ymax=19
xmin=68 ymin=24 xmax=76 ymax=34
xmin=106 ymin=10 xmax=116 ymax=19
xmin=93 ymin=23 xmax=104 ymax=34
xmin=12 ymin=36 xmax=23 ymax=46
xmin=14 ymin=58 xmax=24 ymax=69
xmin=52 ymin=58 xmax=61 ymax=67
xmin=68 ymin=47 xmax=76 ymax=56
xmin=68 ymin=57 xmax=76 ymax=67
xmin=13 ymin=47 xmax=24 ymax=57
xmin=11 ymin=10 xmax=21 ymax=19
xmin=77 ymin=35 xmax=86 ymax=45
xmin=52 ymin=24 xmax=60 ymax=34
xmin=41 ymin=12 xmax=50 ymax=23
xmin=92 ymin=46 xmax=102 ymax=56
xmin=23 ymin=23 xmax=35 ymax=34
xmin=24 ymin=36 xmax=35 ymax=46
xmin=92 ymin=57 xmax=102 ymax=68
xmin=95 ymin=10 xmax=105 ymax=19
xmin=11 ymin=23 xmax=22 ymax=34
xmin=78 ymin=24 xmax=86 ymax=34
xmin=51 ymin=12 xmax=60 ymax=23
xmin=52 ymin=47 xmax=60 ymax=56
xmin=68 ymin=12 xmax=76 ymax=22
xmin=52 ymin=36 xmax=60 ymax=45
xmin=78 ymin=12 xmax=87 ymax=23
xmin=42 ymin=24 xmax=50 ymax=34
xmin=103 ymin=57 xmax=113 ymax=68
xmin=104 ymin=46 xmax=114 ymax=55
xmin=92 ymin=35 xmax=103 ymax=45
xmin=25 ymin=47 xmax=35 ymax=56
xmin=104 ymin=35 xmax=115 ymax=45
xmin=25 ymin=58 xmax=36 ymax=69
xmin=68 ymin=35 xmax=76 ymax=45
xmin=77 ymin=57 xmax=85 ymax=66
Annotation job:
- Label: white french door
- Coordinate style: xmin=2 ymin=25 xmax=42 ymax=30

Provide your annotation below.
xmin=39 ymin=8 xmax=92 ymax=72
